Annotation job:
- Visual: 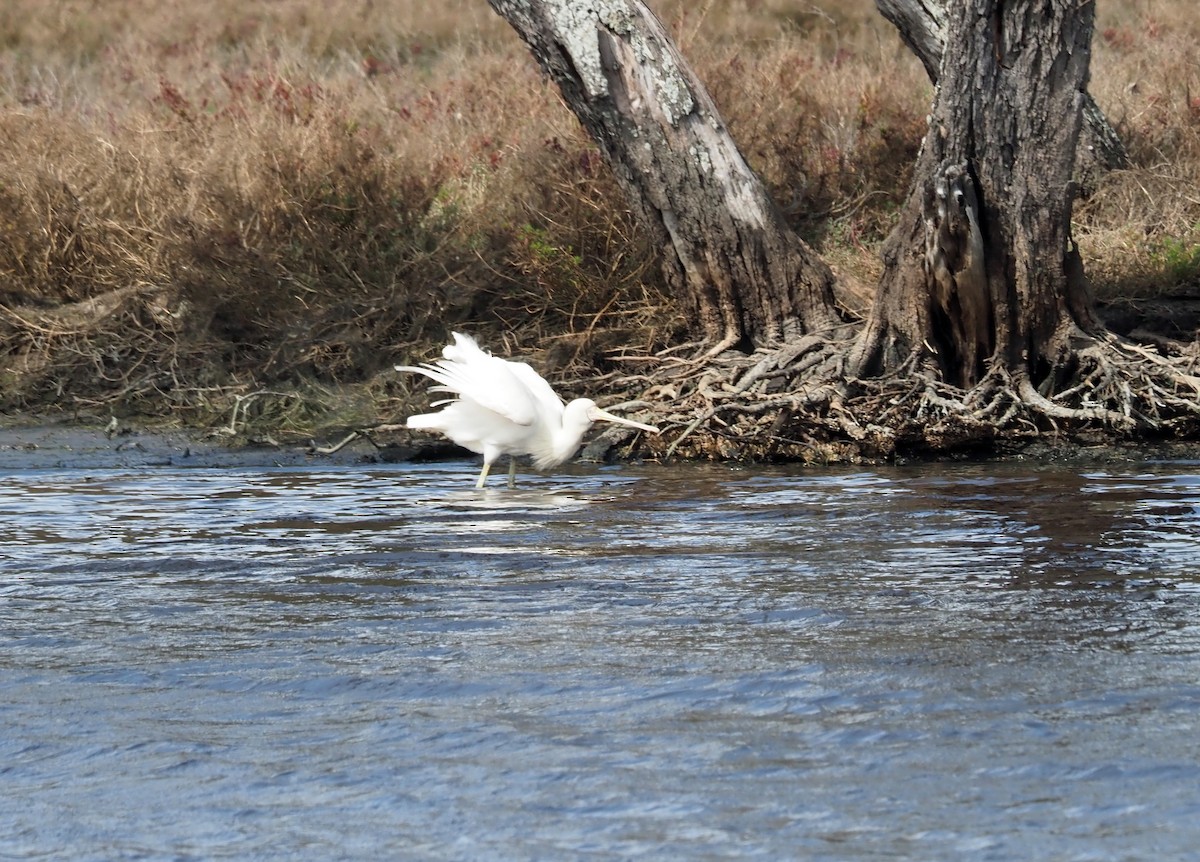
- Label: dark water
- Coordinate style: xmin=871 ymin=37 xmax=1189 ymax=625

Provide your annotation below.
xmin=3 ymin=459 xmax=1200 ymax=860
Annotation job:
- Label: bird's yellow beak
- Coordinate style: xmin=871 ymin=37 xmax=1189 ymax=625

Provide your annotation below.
xmin=588 ymin=406 xmax=659 ymax=434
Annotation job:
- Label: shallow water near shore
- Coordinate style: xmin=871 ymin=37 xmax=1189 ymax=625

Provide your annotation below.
xmin=3 ymin=457 xmax=1200 ymax=860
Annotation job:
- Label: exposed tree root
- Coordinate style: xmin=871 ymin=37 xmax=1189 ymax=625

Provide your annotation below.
xmin=589 ymin=326 xmax=1200 ymax=464
xmin=301 ymin=323 xmax=1200 ymax=467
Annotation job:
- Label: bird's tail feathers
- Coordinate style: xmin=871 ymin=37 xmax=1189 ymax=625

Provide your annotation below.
xmin=405 ymin=412 xmax=444 ymax=430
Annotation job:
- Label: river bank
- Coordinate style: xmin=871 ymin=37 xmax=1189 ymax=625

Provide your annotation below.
xmin=0 ymin=420 xmax=416 ymax=471
xmin=4 ymin=415 xmax=1200 ymax=473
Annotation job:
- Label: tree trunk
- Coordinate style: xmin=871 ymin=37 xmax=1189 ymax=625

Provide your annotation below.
xmin=876 ymin=0 xmax=1127 ymax=174
xmin=851 ymin=0 xmax=1098 ymax=390
xmin=489 ymin=0 xmax=841 ymax=349
xmin=488 ymin=0 xmax=1200 ymax=459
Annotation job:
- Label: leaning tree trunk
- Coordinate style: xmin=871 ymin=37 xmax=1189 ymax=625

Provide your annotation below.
xmin=875 ymin=0 xmax=1127 ymax=174
xmin=489 ymin=0 xmax=842 ymax=349
xmin=850 ymin=0 xmax=1099 ymax=392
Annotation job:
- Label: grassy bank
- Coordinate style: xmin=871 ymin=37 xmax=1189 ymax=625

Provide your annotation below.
xmin=2 ymin=0 xmax=1198 ymax=440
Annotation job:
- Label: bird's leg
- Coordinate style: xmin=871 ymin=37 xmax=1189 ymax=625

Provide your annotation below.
xmin=475 ymin=461 xmax=491 ymax=489
xmin=507 ymin=457 xmax=517 ymax=488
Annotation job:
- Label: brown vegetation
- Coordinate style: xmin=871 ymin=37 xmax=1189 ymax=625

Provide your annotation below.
xmin=2 ymin=1 xmax=1199 ymax=457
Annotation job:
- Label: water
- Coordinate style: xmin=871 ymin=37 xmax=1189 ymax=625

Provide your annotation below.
xmin=2 ymin=458 xmax=1200 ymax=860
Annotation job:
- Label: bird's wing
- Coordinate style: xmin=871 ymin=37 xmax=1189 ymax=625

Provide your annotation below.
xmin=505 ymin=361 xmax=565 ymax=414
xmin=396 ymin=335 xmax=546 ymax=426
xmin=440 ymin=331 xmax=487 ymax=364
xmin=447 ymin=331 xmax=564 ymax=416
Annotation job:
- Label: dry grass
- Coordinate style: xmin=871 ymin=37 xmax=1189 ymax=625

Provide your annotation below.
xmin=1 ymin=0 xmax=1197 ymax=433
xmin=1075 ymin=1 xmax=1200 ymax=300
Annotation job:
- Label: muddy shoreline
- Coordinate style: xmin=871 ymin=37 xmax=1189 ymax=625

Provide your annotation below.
xmin=0 ymin=420 xmax=426 ymax=471
xmin=3 ymin=416 xmax=1200 ymax=472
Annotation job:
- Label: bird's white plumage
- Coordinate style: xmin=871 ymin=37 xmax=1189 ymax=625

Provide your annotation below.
xmin=396 ymin=332 xmax=658 ymax=488
xmin=403 ymin=332 xmax=547 ymax=427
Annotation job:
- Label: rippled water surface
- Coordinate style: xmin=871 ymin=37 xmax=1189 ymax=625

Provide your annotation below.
xmin=3 ymin=458 xmax=1200 ymax=860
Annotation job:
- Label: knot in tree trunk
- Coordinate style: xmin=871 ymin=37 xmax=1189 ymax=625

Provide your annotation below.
xmin=923 ymin=161 xmax=991 ymax=387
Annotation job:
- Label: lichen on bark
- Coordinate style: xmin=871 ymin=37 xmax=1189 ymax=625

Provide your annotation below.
xmin=538 ymin=0 xmax=695 ymax=125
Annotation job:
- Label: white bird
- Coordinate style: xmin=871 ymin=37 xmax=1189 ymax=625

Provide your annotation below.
xmin=396 ymin=332 xmax=659 ymax=488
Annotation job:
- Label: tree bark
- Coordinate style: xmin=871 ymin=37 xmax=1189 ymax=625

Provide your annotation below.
xmin=876 ymin=0 xmax=1127 ymax=172
xmin=489 ymin=0 xmax=842 ymax=349
xmin=852 ymin=0 xmax=1098 ymax=389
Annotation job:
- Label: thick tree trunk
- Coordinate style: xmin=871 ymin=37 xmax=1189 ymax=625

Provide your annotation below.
xmin=876 ymin=0 xmax=1127 ymax=173
xmin=484 ymin=0 xmax=1200 ymax=461
xmin=852 ymin=0 xmax=1097 ymax=389
xmin=489 ymin=0 xmax=841 ymax=349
